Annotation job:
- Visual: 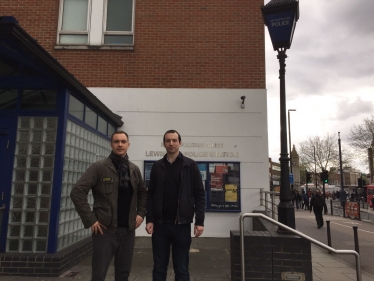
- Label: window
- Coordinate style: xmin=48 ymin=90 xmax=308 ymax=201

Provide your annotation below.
xmin=21 ymin=90 xmax=57 ymax=110
xmin=84 ymin=107 xmax=97 ymax=129
xmin=0 ymin=89 xmax=18 ymax=110
xmin=68 ymin=95 xmax=84 ymax=120
xmin=57 ymin=0 xmax=135 ymax=48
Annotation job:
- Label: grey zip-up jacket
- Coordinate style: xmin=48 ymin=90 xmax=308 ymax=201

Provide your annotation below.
xmin=71 ymin=157 xmax=147 ymax=232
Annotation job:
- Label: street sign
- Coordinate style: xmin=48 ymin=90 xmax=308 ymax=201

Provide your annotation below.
xmin=289 ymin=173 xmax=294 ymax=184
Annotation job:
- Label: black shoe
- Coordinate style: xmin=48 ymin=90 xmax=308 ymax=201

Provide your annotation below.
xmin=317 ymin=226 xmax=321 ymax=229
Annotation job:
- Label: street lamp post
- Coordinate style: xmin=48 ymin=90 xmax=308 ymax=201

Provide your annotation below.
xmin=288 ymin=109 xmax=296 ymax=191
xmin=261 ymin=0 xmax=299 ymax=231
xmin=338 ymin=132 xmax=345 ymax=206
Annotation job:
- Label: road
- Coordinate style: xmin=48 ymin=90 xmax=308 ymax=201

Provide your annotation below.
xmin=294 ymin=208 xmax=374 ymax=275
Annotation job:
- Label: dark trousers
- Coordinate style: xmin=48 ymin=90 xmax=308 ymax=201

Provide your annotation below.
xmin=91 ymin=227 xmax=135 ymax=281
xmin=313 ymin=208 xmax=324 ymax=227
xmin=152 ymin=223 xmax=192 ymax=281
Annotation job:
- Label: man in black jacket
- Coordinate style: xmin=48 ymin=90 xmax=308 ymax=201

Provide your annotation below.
xmin=310 ymin=190 xmax=327 ymax=229
xmin=145 ymin=129 xmax=205 ymax=281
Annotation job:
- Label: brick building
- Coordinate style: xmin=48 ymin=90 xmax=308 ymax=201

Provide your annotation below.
xmin=0 ymin=0 xmax=268 ymax=276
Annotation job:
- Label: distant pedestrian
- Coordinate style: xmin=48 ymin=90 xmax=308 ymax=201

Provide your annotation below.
xmin=310 ymin=190 xmax=327 ymax=229
xmin=295 ymin=190 xmax=302 ymax=210
xmin=371 ymin=197 xmax=374 ymax=210
xmin=302 ymin=192 xmax=309 ymax=210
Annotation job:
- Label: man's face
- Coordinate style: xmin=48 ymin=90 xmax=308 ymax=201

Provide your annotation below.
xmin=164 ymin=133 xmax=181 ymax=154
xmin=111 ymin=133 xmax=130 ymax=157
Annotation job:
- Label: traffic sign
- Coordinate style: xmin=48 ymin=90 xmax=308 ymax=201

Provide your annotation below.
xmin=289 ymin=173 xmax=294 ymax=184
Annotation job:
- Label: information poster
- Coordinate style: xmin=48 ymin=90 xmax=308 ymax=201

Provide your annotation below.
xmin=225 ymin=184 xmax=238 ymax=202
xmin=210 ymin=174 xmax=223 ymax=190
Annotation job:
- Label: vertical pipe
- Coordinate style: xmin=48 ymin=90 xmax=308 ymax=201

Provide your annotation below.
xmin=272 ymin=194 xmax=274 ymax=219
xmin=326 ymin=220 xmax=332 ymax=253
xmin=265 ymin=192 xmax=268 ymax=217
xmin=353 ymin=226 xmax=359 ymax=254
xmin=330 ymin=199 xmax=333 ymax=216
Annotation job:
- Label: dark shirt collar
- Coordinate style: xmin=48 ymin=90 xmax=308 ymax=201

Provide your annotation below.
xmin=163 ymin=152 xmax=182 ymax=164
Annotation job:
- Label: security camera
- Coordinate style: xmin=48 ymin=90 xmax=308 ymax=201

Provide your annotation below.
xmin=241 ymin=96 xmax=246 ymax=108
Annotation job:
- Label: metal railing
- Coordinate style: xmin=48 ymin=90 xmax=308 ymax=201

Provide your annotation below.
xmin=239 ymin=213 xmax=361 ymax=281
xmin=260 ymin=188 xmax=279 ymax=219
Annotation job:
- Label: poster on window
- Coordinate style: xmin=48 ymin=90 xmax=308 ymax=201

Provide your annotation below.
xmin=210 ymin=173 xmax=223 ymax=190
xmin=225 ymin=184 xmax=238 ymax=202
xmin=215 ymin=165 xmax=228 ymax=174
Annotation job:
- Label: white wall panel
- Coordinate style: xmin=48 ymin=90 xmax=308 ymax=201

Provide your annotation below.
xmin=90 ymin=88 xmax=270 ymax=237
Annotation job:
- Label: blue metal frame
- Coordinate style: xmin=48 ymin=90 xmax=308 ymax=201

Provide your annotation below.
xmin=47 ymin=88 xmax=69 ymax=253
xmin=0 ymin=116 xmax=18 ymax=252
xmin=144 ymin=160 xmax=241 ymax=212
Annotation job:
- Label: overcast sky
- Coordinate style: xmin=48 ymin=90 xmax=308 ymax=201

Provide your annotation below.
xmin=266 ymin=0 xmax=374 ymax=172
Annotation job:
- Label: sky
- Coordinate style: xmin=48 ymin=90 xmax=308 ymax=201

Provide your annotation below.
xmin=266 ymin=0 xmax=374 ymax=172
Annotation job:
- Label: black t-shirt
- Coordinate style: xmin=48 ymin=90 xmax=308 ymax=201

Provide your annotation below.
xmin=162 ymin=153 xmax=183 ymax=223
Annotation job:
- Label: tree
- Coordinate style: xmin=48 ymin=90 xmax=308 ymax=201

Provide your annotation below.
xmin=298 ymin=134 xmax=352 ymax=173
xmin=348 ymin=114 xmax=374 ymax=166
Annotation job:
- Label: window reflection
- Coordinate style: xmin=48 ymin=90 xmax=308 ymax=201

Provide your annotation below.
xmin=21 ymin=89 xmax=57 ymax=110
xmin=0 ymin=89 xmax=18 ymax=110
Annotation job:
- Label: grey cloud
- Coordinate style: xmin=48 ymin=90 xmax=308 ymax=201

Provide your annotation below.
xmin=335 ymin=98 xmax=373 ymax=121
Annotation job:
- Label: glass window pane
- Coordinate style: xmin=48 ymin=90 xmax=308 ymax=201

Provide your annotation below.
xmin=0 ymin=59 xmax=19 ymax=76
xmin=59 ymin=34 xmax=88 ymax=45
xmin=69 ymin=95 xmax=84 ymax=120
xmin=98 ymin=116 xmax=107 ymax=135
xmin=106 ymin=0 xmax=133 ymax=31
xmin=108 ymin=124 xmax=115 ymax=137
xmin=61 ymin=0 xmax=88 ymax=31
xmin=104 ymin=35 xmax=133 ymax=45
xmin=21 ymin=89 xmax=57 ymax=110
xmin=85 ymin=107 xmax=97 ymax=129
xmin=0 ymin=89 xmax=18 ymax=110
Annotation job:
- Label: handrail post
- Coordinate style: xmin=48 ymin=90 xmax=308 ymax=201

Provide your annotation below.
xmin=264 ymin=192 xmax=269 ymax=217
xmin=271 ymin=192 xmax=275 ymax=219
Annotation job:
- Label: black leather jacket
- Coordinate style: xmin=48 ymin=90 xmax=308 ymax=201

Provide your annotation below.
xmin=146 ymin=153 xmax=205 ymax=226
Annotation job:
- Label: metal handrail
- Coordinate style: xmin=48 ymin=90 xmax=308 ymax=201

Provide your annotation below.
xmin=239 ymin=213 xmax=361 ymax=281
xmin=260 ymin=189 xmax=279 ymax=219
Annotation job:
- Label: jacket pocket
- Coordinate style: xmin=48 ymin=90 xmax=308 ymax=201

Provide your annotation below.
xmin=93 ymin=202 xmax=112 ymax=228
xmin=98 ymin=182 xmax=114 ymax=194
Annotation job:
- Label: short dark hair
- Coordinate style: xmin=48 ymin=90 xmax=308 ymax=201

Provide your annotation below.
xmin=163 ymin=129 xmax=181 ymax=143
xmin=111 ymin=130 xmax=129 ymax=142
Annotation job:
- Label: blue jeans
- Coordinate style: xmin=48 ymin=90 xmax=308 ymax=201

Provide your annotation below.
xmin=152 ymin=223 xmax=192 ymax=281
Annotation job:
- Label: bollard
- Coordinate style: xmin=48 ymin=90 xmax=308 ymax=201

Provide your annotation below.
xmin=353 ymin=226 xmax=359 ymax=254
xmin=326 ymin=220 xmax=332 ymax=254
xmin=330 ymin=199 xmax=333 ymax=216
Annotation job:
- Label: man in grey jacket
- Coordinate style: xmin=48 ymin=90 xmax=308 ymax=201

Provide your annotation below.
xmin=71 ymin=131 xmax=147 ymax=281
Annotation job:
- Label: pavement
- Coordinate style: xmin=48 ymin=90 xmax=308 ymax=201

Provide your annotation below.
xmin=1 ymin=210 xmax=374 ymax=281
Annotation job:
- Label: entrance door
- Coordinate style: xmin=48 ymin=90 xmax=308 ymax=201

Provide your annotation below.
xmin=0 ymin=117 xmax=17 ymax=252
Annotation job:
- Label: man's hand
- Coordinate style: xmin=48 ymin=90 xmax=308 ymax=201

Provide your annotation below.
xmin=194 ymin=225 xmax=204 ymax=238
xmin=91 ymin=221 xmax=107 ymax=235
xmin=135 ymin=215 xmax=143 ymax=229
xmin=146 ymin=222 xmax=154 ymax=234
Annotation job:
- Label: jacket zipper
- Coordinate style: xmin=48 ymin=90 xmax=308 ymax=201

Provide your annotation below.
xmin=175 ymin=163 xmax=184 ymax=225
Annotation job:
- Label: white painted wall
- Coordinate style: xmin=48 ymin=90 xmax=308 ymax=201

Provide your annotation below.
xmin=89 ymin=88 xmax=269 ymax=237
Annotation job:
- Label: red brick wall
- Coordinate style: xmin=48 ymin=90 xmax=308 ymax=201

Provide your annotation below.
xmin=1 ymin=0 xmax=265 ymax=89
